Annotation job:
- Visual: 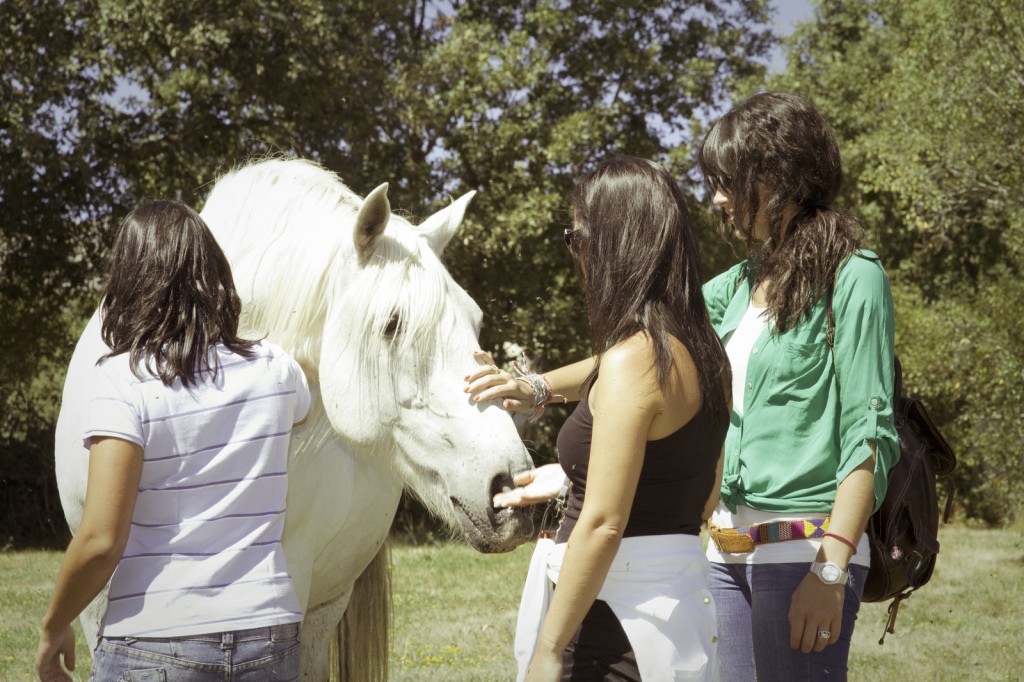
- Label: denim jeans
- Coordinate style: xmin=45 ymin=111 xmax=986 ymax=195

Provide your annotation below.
xmin=89 ymin=622 xmax=301 ymax=681
xmin=709 ymin=562 xmax=867 ymax=682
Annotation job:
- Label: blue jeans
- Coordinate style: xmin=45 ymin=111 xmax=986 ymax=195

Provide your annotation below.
xmin=89 ymin=622 xmax=301 ymax=681
xmin=709 ymin=562 xmax=868 ymax=682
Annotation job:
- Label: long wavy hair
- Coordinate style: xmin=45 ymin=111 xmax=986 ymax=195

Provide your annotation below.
xmin=99 ymin=199 xmax=257 ymax=386
xmin=697 ymin=91 xmax=863 ymax=332
xmin=570 ymin=155 xmax=730 ymax=422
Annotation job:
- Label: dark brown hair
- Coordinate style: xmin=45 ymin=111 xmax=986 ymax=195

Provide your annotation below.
xmin=100 ymin=200 xmax=257 ymax=386
xmin=697 ymin=91 xmax=863 ymax=331
xmin=570 ymin=155 xmax=730 ymax=422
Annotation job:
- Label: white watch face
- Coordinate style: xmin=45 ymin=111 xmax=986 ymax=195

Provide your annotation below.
xmin=821 ymin=563 xmax=842 ymax=583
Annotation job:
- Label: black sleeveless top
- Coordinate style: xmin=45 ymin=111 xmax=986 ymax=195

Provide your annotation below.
xmin=555 ymin=389 xmax=727 ymax=543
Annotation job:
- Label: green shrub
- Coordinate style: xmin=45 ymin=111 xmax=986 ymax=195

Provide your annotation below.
xmin=892 ymin=269 xmax=1024 ymax=526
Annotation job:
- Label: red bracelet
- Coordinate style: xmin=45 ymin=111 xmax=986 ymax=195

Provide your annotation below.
xmin=823 ymin=531 xmax=857 ymax=555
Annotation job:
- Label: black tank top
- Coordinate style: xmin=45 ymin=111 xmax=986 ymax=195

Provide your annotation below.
xmin=555 ymin=389 xmax=726 ymax=543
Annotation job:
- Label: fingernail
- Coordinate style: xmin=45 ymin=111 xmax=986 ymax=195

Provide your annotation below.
xmin=474 ymin=396 xmax=480 ymax=402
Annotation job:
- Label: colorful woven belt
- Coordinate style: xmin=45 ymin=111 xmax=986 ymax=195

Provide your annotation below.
xmin=709 ymin=517 xmax=831 ymax=554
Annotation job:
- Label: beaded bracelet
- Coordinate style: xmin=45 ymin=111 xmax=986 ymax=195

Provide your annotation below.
xmin=823 ymin=531 xmax=858 ymax=555
xmin=510 ymin=353 xmax=567 ymax=423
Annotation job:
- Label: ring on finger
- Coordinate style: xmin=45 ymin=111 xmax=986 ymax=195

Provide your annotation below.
xmin=817 ymin=629 xmax=831 ymax=639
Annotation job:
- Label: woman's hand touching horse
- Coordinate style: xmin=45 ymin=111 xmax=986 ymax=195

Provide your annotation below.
xmin=464 ymin=350 xmax=535 ymax=413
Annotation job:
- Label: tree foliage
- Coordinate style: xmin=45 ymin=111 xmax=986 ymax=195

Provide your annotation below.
xmin=769 ymin=0 xmax=1024 ymax=524
xmin=5 ymin=0 xmax=1021 ymax=539
xmin=1 ymin=0 xmax=773 ymax=546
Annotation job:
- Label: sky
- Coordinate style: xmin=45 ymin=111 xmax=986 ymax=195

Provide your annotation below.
xmin=775 ymin=0 xmax=817 ymax=28
xmin=769 ymin=0 xmax=816 ymax=72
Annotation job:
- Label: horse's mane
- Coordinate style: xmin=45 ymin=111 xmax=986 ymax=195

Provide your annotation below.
xmin=201 ymin=158 xmax=455 ymax=392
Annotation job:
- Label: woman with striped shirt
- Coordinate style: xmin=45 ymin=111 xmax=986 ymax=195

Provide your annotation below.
xmin=36 ymin=200 xmax=310 ymax=681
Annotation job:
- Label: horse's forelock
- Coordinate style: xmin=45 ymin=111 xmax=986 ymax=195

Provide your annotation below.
xmin=353 ymin=234 xmax=452 ymax=373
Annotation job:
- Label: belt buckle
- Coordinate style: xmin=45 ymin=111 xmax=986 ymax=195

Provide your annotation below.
xmin=709 ymin=524 xmax=755 ymax=554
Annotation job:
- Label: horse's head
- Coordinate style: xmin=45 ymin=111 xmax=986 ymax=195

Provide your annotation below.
xmin=201 ymin=159 xmax=534 ymax=552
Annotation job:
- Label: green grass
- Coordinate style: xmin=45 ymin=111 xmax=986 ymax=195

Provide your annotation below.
xmin=388 ymin=541 xmax=531 ymax=681
xmin=3 ymin=525 xmax=1022 ymax=680
xmin=848 ymin=524 xmax=1024 ymax=681
xmin=0 ymin=551 xmax=91 ymax=681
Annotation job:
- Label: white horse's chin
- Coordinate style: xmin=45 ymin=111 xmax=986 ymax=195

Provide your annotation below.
xmin=450 ymin=497 xmax=534 ymax=553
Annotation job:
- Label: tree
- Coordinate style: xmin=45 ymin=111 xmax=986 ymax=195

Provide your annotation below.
xmin=1 ymin=2 xmax=113 ymax=545
xmin=2 ymin=0 xmax=775 ymax=545
xmin=5 ymin=0 xmax=483 ymax=545
xmin=1 ymin=2 xmax=108 ymax=393
xmin=379 ymin=3 xmax=775 ymax=489
xmin=769 ymin=0 xmax=1024 ymax=524
xmin=396 ymin=0 xmax=773 ymax=367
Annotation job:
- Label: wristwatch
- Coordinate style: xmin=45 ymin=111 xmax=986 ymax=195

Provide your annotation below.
xmin=810 ymin=560 xmax=849 ymax=585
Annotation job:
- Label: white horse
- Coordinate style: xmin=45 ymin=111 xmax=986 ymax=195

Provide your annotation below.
xmin=55 ymin=158 xmax=535 ymax=680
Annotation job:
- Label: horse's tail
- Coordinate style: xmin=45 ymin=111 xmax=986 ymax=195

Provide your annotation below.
xmin=335 ymin=540 xmax=391 ymax=682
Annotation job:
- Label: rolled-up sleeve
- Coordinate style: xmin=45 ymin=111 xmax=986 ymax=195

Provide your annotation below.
xmin=831 ymin=255 xmax=899 ymax=511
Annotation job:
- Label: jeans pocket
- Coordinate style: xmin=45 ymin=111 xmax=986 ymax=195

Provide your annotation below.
xmin=93 ymin=637 xmax=222 ymax=680
xmin=237 ymin=640 xmax=300 ymax=681
xmin=90 ymin=641 xmax=171 ymax=682
xmin=267 ymin=642 xmax=301 ymax=681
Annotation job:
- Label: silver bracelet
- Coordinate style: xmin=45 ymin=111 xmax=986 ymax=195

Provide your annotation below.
xmin=510 ymin=353 xmax=565 ymax=423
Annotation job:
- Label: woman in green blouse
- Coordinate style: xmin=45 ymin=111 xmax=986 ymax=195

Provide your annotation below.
xmin=468 ymin=91 xmax=898 ymax=681
xmin=694 ymin=91 xmax=898 ymax=681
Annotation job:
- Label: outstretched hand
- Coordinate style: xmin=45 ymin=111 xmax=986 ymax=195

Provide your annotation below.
xmin=494 ymin=463 xmax=566 ymax=508
xmin=465 ymin=351 xmax=534 ymax=414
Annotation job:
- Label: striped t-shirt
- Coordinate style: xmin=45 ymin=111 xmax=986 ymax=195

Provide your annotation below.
xmin=85 ymin=340 xmax=310 ymax=638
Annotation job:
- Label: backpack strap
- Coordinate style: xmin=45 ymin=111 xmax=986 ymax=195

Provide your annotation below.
xmin=880 ymin=590 xmax=917 ymax=645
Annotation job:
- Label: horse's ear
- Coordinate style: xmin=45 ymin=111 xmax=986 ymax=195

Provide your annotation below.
xmin=419 ymin=191 xmax=476 ymax=255
xmin=355 ymin=183 xmax=391 ymax=262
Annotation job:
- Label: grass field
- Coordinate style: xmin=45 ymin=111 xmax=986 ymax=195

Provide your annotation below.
xmin=3 ymin=524 xmax=1022 ymax=680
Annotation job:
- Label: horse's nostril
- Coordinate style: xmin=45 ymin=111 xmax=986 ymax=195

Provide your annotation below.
xmin=490 ymin=471 xmax=515 ymax=500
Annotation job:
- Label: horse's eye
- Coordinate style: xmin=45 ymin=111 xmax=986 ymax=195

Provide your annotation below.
xmin=383 ymin=313 xmax=401 ymax=340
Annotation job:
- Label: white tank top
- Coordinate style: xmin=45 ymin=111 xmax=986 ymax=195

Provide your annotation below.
xmin=726 ymin=301 xmax=768 ymax=416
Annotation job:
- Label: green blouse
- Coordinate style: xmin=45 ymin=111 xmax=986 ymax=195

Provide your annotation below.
xmin=703 ymin=250 xmax=899 ymax=514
